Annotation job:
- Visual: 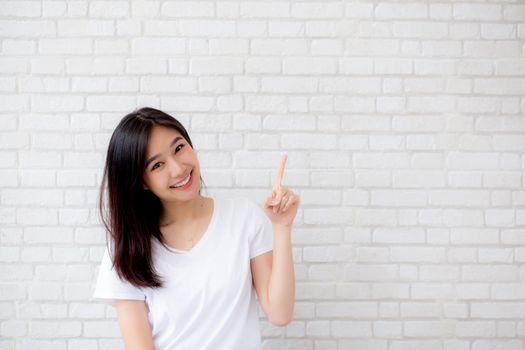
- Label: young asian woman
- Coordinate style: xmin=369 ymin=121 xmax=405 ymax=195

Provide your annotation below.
xmin=93 ymin=107 xmax=300 ymax=350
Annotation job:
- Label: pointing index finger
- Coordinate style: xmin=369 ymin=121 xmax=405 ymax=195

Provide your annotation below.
xmin=273 ymin=153 xmax=288 ymax=191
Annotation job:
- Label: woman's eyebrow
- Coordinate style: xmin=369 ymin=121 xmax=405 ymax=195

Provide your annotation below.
xmin=145 ymin=136 xmax=183 ymax=168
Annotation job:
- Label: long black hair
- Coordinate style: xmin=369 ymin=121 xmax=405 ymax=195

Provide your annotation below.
xmin=98 ymin=107 xmax=205 ymax=288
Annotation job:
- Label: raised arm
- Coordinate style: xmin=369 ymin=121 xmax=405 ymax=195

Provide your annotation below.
xmin=114 ymin=299 xmax=155 ymax=350
xmin=251 ymin=153 xmax=300 ymax=326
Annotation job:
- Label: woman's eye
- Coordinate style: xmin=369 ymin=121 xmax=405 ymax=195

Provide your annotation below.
xmin=150 ymin=145 xmax=184 ymax=171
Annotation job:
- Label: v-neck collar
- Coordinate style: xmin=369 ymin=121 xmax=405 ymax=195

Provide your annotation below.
xmin=163 ymin=197 xmax=218 ymax=256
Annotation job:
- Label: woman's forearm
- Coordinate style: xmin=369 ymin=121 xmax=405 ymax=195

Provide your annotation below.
xmin=267 ymin=223 xmax=295 ymax=325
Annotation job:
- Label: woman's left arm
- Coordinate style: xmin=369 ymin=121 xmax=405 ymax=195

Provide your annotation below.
xmin=251 ymin=154 xmax=300 ymax=326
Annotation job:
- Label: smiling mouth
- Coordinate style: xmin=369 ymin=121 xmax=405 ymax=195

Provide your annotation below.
xmin=170 ymin=171 xmax=192 ymax=188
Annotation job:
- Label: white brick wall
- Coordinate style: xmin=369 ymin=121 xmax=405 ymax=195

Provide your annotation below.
xmin=1 ymin=0 xmax=524 ymax=349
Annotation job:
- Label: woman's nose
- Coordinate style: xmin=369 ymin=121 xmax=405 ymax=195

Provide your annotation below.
xmin=167 ymin=158 xmax=184 ymax=178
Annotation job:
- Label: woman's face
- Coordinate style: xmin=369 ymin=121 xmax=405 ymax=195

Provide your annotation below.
xmin=142 ymin=125 xmax=201 ymax=204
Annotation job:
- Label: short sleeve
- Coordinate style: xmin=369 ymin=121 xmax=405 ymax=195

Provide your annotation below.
xmin=247 ymin=199 xmax=274 ymax=259
xmin=92 ymin=247 xmax=146 ymax=306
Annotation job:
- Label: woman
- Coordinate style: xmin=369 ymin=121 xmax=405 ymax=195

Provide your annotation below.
xmin=93 ymin=107 xmax=299 ymax=350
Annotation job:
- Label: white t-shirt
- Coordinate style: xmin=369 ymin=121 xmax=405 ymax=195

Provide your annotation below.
xmin=93 ymin=196 xmax=274 ymax=350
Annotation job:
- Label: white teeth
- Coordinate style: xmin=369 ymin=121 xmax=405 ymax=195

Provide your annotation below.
xmin=172 ymin=173 xmax=191 ymax=188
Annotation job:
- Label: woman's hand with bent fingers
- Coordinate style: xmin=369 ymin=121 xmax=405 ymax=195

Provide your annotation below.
xmin=263 ymin=154 xmax=300 ymax=227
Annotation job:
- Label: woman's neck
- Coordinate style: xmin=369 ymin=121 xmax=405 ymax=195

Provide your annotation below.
xmin=159 ymin=195 xmax=208 ymax=228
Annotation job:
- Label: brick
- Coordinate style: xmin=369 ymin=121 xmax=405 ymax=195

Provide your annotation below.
xmin=430 ymin=4 xmax=452 ymax=20
xmin=2 ymin=190 xmax=63 ymax=206
xmin=89 ymin=1 xmax=129 ymax=18
xmin=39 ymin=39 xmax=92 ymax=55
xmin=401 ymin=302 xmax=441 ymax=317
xmin=0 ymin=95 xmax=29 ymax=111
xmin=209 ymin=39 xmax=249 ymax=54
xmin=86 ymin=96 xmax=135 ymax=112
xmin=0 ymin=1 xmax=41 ymax=17
xmin=453 ymin=4 xmax=501 ymax=21
xmin=303 ymin=246 xmax=353 ymax=262
xmin=472 ymin=340 xmax=523 ymax=350
xmin=443 ymin=209 xmax=484 ymax=227
xmin=497 ymin=322 xmax=516 ymax=338
xmin=390 ymin=247 xmax=446 ymax=263
xmin=19 ymin=77 xmax=69 ymax=93
xmin=375 ymin=3 xmax=427 ymax=19
xmin=414 ymin=59 xmax=455 ymax=74
xmin=405 ymin=321 xmax=455 ymax=337
xmin=308 ymin=264 xmax=342 ymax=281
xmin=117 ymin=19 xmax=141 ymax=36
xmin=57 ymin=20 xmax=114 ymax=36
xmin=19 ymin=151 xmax=60 ymax=169
xmin=486 ymin=208 xmax=516 ymax=227
xmin=261 ymin=77 xmax=317 ymax=94
xmin=481 ymin=24 xmax=515 ymax=40
xmin=252 ymin=38 xmax=308 ymax=55
xmin=474 ymin=78 xmax=525 ymax=95
xmin=178 ymin=20 xmax=235 ymax=37
xmin=377 ymin=97 xmax=406 ymax=113
xmin=268 ymin=21 xmax=304 ymax=37
xmin=429 ymin=190 xmax=490 ymax=206
xmin=283 ymin=57 xmax=336 ymax=75
xmin=420 ymin=265 xmax=459 ymax=281
xmin=161 ymin=1 xmax=214 ymax=17
xmin=42 ymin=1 xmax=67 ymax=17
xmin=141 ymin=77 xmax=196 ymax=93
xmin=464 ymin=41 xmax=521 ymax=57
xmin=492 ymin=283 xmax=525 ymax=300
xmin=311 ymin=39 xmax=343 ymax=55
xmin=393 ymin=170 xmax=445 ymax=188
xmin=345 ymin=264 xmax=398 ymax=281
xmin=451 ymin=228 xmax=499 ymax=244
xmin=504 ymin=5 xmax=525 ymax=21
xmin=471 ymin=303 xmax=525 ymax=319
xmin=72 ymin=77 xmax=107 ymax=93
xmin=339 ymin=58 xmax=373 ymax=75
xmin=462 ymin=265 xmax=518 ymax=282
xmin=332 ymin=321 xmax=372 ymax=338
xmin=95 ymin=39 xmax=128 ymax=55
xmin=345 ymin=38 xmax=399 ymax=56
xmin=328 ymin=84 xmax=379 ymax=102
xmin=373 ymin=321 xmax=402 ymax=338
xmin=291 ymin=3 xmax=343 ymax=19
xmin=126 ymin=58 xmax=167 ymax=74
xmin=412 ymin=284 xmax=454 ymax=299
xmin=356 ymin=247 xmax=389 ymax=263
xmin=372 ymin=284 xmax=409 ymax=299
xmin=408 ymin=96 xmax=455 ymax=113
xmin=0 ymin=170 xmax=17 ymax=187
xmin=281 ymin=132 xmax=336 ymax=150
xmin=340 ymin=340 xmax=387 ymax=350
xmin=2 ymin=39 xmax=36 ymax=55
xmin=393 ymin=22 xmax=447 ymax=38
xmin=373 ymin=227 xmax=425 ymax=243
xmin=242 ymin=134 xmax=276 ymax=151
xmin=345 ymin=3 xmax=374 ymax=18
xmin=131 ymin=38 xmax=185 ymax=55
xmin=190 ymin=57 xmax=243 ymax=75
xmin=296 ymin=282 xmax=334 ymax=300
xmin=0 ymin=20 xmax=56 ymax=37
xmin=306 ymin=321 xmax=329 ymax=337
